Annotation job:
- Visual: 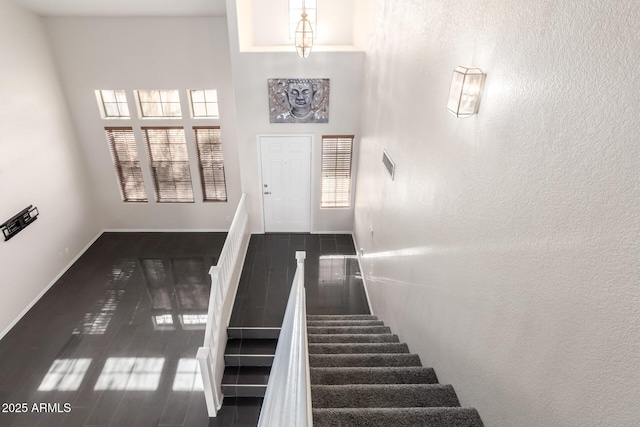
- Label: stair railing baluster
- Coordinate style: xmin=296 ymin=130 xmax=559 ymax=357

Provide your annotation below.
xmin=196 ymin=194 xmax=251 ymax=417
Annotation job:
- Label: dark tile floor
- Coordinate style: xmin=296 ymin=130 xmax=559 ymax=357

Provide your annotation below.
xmin=0 ymin=232 xmax=226 ymax=427
xmin=0 ymin=232 xmax=367 ymax=427
xmin=230 ymin=233 xmax=369 ymax=327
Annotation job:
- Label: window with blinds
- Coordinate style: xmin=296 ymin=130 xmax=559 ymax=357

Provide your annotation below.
xmin=194 ymin=127 xmax=227 ymax=202
xmin=142 ymin=127 xmax=194 ymax=203
xmin=105 ymin=127 xmax=148 ymax=202
xmin=321 ymin=135 xmax=354 ymax=208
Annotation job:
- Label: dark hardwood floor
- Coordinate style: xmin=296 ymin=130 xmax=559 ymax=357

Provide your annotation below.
xmin=0 ymin=232 xmax=367 ymax=427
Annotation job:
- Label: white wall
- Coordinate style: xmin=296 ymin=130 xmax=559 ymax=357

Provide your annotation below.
xmin=45 ymin=17 xmax=242 ymax=230
xmin=355 ymin=1 xmax=640 ymax=426
xmin=0 ymin=0 xmax=100 ymax=337
xmin=227 ymin=0 xmax=363 ymax=233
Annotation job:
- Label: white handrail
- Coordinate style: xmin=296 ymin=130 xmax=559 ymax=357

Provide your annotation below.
xmin=258 ymin=251 xmax=313 ymax=427
xmin=197 ymin=194 xmax=251 ymax=417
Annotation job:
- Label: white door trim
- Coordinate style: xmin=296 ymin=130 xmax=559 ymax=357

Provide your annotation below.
xmin=257 ymin=133 xmax=315 ymax=233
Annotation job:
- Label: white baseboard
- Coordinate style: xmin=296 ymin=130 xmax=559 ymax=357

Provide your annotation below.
xmin=0 ymin=230 xmax=104 ymax=341
xmin=254 ymin=231 xmax=353 ymax=235
xmin=103 ymin=228 xmax=229 ymax=233
xmin=351 ymin=232 xmax=374 ymax=315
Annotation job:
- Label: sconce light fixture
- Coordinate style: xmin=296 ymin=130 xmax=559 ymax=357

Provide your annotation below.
xmin=447 ymin=66 xmax=486 ymax=117
xmin=295 ymin=1 xmax=314 ymax=58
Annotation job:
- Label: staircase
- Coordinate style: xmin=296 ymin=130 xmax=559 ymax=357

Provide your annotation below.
xmin=308 ymin=314 xmax=484 ymax=427
xmin=221 ymin=327 xmax=280 ymax=398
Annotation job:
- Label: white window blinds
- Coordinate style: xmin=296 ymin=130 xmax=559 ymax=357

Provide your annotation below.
xmin=194 ymin=127 xmax=227 ymax=202
xmin=142 ymin=127 xmax=194 ymax=203
xmin=321 ymin=135 xmax=354 ymax=208
xmin=105 ymin=127 xmax=147 ymax=202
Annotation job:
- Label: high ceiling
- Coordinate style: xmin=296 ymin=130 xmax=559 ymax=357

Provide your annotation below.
xmin=12 ymin=0 xmax=370 ymax=52
xmin=12 ymin=0 xmax=227 ymax=16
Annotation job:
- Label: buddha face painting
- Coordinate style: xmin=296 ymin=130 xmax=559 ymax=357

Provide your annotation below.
xmin=286 ymin=80 xmax=314 ymax=119
xmin=268 ymin=78 xmax=330 ymax=123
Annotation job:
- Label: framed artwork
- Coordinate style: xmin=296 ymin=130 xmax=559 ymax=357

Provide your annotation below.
xmin=268 ymin=78 xmax=330 ymax=123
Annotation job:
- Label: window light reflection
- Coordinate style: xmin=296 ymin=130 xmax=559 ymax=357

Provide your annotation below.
xmin=152 ymin=313 xmax=176 ymax=330
xmin=180 ymin=313 xmax=207 ymax=330
xmin=73 ymin=261 xmax=135 ymax=335
xmin=172 ymin=358 xmax=204 ymax=391
xmin=319 ymin=255 xmax=347 ymax=283
xmin=155 ymin=314 xmax=174 ymax=325
xmin=94 ymin=357 xmax=164 ymax=391
xmin=38 ymin=358 xmax=92 ymax=391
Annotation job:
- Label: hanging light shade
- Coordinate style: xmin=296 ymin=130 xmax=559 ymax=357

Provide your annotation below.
xmin=295 ymin=10 xmax=313 ymax=58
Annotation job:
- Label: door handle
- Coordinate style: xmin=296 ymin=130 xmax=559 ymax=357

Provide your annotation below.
xmin=264 ymin=192 xmax=271 ymax=195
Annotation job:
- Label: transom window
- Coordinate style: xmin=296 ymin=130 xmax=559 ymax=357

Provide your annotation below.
xmin=142 ymin=127 xmax=194 ymax=203
xmin=189 ymin=90 xmax=219 ymax=118
xmin=98 ymin=90 xmax=130 ymax=118
xmin=321 ymin=135 xmax=354 ymax=208
xmin=137 ymin=90 xmax=182 ymax=118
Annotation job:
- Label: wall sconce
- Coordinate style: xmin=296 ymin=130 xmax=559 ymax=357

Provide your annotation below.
xmin=447 ymin=66 xmax=486 ymax=117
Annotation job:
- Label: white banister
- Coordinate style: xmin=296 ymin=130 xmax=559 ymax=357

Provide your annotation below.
xmin=258 ymin=251 xmax=313 ymax=427
xmin=197 ymin=194 xmax=251 ymax=417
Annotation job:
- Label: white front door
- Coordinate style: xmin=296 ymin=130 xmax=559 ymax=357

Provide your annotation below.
xmin=259 ymin=135 xmax=312 ymax=232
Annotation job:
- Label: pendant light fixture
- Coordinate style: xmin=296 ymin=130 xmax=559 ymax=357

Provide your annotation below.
xmin=295 ymin=0 xmax=313 ymax=58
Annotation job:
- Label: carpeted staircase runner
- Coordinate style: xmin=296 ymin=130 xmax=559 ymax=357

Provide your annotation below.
xmin=308 ymin=314 xmax=483 ymax=427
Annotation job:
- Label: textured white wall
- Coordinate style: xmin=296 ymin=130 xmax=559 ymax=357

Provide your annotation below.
xmin=226 ymin=0 xmax=363 ymax=233
xmin=0 ymin=1 xmax=101 ymax=337
xmin=45 ymin=17 xmax=242 ymax=230
xmin=354 ymin=1 xmax=640 ymax=426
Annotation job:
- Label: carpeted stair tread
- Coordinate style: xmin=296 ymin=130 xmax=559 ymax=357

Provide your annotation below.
xmin=312 ymin=407 xmax=484 ymax=427
xmin=308 ymin=326 xmax=392 ymax=335
xmin=308 ymin=333 xmax=400 ymax=343
xmin=307 ymin=314 xmax=378 ymax=321
xmin=307 ymin=315 xmax=483 ymax=426
xmin=310 ymin=353 xmax=421 ymax=367
xmin=311 ymin=384 xmax=460 ymax=408
xmin=309 ymin=342 xmax=409 ymax=354
xmin=307 ymin=320 xmax=385 ymax=327
xmin=310 ymin=366 xmax=438 ymax=385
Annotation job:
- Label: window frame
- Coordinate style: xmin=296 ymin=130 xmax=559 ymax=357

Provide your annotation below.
xmin=97 ymin=90 xmax=131 ymax=119
xmin=135 ymin=90 xmax=183 ymax=119
xmin=188 ymin=90 xmax=220 ymax=119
